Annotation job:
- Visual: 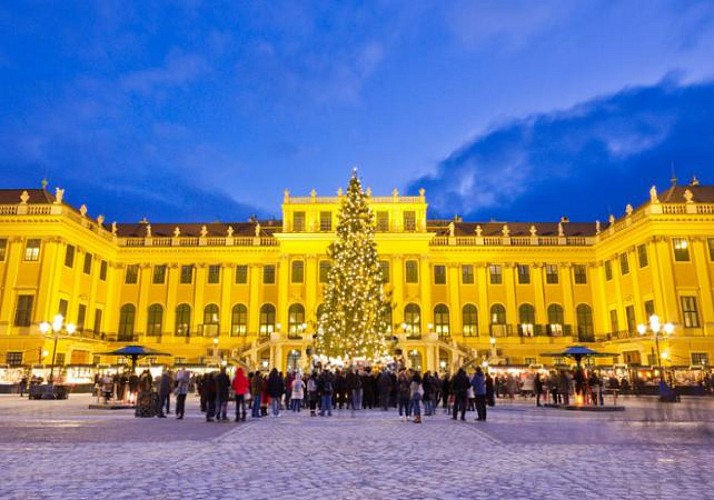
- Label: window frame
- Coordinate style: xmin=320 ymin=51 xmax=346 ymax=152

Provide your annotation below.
xmin=573 ymin=264 xmax=587 ymax=284
xmin=434 ymin=304 xmax=450 ymax=336
xmin=545 ymin=264 xmax=559 ymax=284
xmin=619 ymin=253 xmax=630 ymax=275
xmin=64 ymin=244 xmax=75 ymax=268
xmin=153 ymin=265 xmax=167 ymax=284
xmin=125 ymin=264 xmax=139 ymax=284
xmin=207 ymin=264 xmax=221 ymax=284
xmin=489 ymin=265 xmax=502 ymax=285
xmin=175 ymin=304 xmax=191 ymax=336
xmin=433 ymin=264 xmax=447 ymax=285
xmin=231 ymin=304 xmax=248 ymax=337
xmin=263 ymin=265 xmax=276 ymax=285
xmin=517 ymin=264 xmax=530 ymax=284
xmin=14 ymin=295 xmax=34 ymax=327
xmin=681 ymin=296 xmax=700 ymax=328
xmin=461 ymin=264 xmax=474 ymax=284
xmin=146 ymin=304 xmax=164 ymax=336
xmin=291 ymin=260 xmax=305 ymax=283
xmin=672 ymin=238 xmax=690 ymax=262
xmin=180 ymin=265 xmax=194 ymax=284
xmin=25 ymin=239 xmax=41 ymax=261
xmin=403 ymin=211 xmax=416 ymax=232
xmin=319 ymin=211 xmax=332 ymax=232
xmin=638 ymin=244 xmax=649 ymax=268
xmin=462 ymin=304 xmax=478 ymax=336
xmin=405 ymin=260 xmax=418 ymax=284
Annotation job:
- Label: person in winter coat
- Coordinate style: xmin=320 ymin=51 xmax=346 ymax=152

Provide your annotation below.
xmin=267 ymin=368 xmax=285 ymax=417
xmin=290 ymin=373 xmax=305 ymax=412
xmin=307 ymin=372 xmax=319 ymax=416
xmin=214 ymin=367 xmax=231 ymax=421
xmin=232 ymin=367 xmax=249 ymax=421
xmin=174 ymin=368 xmax=190 ymax=420
xmin=157 ymin=369 xmax=172 ymax=418
xmin=471 ymin=367 xmax=487 ymax=421
xmin=318 ymin=370 xmax=334 ymax=417
xmin=451 ymin=368 xmax=470 ymax=421
xmin=203 ymin=373 xmax=217 ymax=422
xmin=377 ymin=369 xmax=393 ymax=411
xmin=397 ymin=368 xmax=412 ymax=421
xmin=250 ymin=372 xmax=264 ymax=418
xmin=410 ymin=372 xmax=423 ymax=423
xmin=346 ymin=367 xmax=363 ymax=414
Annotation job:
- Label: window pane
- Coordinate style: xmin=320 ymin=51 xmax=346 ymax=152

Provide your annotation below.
xmin=462 ymin=304 xmax=478 ymax=336
xmin=25 ymin=239 xmax=41 ymax=261
xmin=319 ymin=211 xmax=332 ymax=232
xmin=573 ymin=264 xmax=587 ymax=284
xmin=263 ymin=265 xmax=276 ymax=284
xmin=379 ymin=260 xmax=389 ymax=283
xmin=293 ymin=211 xmax=306 ymax=232
xmin=208 ymin=265 xmax=221 ymax=284
xmin=405 ymin=260 xmax=418 ymax=283
xmin=604 ymin=261 xmax=612 ymax=281
xmin=403 ymin=211 xmax=416 ymax=232
xmin=235 ymin=265 xmax=248 ymax=284
xmin=291 ymin=261 xmax=304 ymax=283
xmin=489 ymin=265 xmax=502 ymax=284
xmin=708 ymin=238 xmax=714 ymax=261
xmin=65 ymin=245 xmax=75 ymax=267
xmin=0 ymin=239 xmax=6 ymax=261
xmin=83 ymin=253 xmax=92 ymax=274
xmin=231 ymin=304 xmax=247 ymax=336
xmin=545 ymin=264 xmax=558 ymax=284
xmin=517 ymin=264 xmax=530 ymax=284
xmin=461 ymin=265 xmax=474 ymax=284
xmin=619 ymin=253 xmax=629 ymax=275
xmin=153 ymin=265 xmax=166 ymax=284
xmin=14 ymin=295 xmax=34 ymax=327
xmin=681 ymin=296 xmax=700 ymax=328
xmin=100 ymin=260 xmax=107 ymax=281
xmin=376 ymin=211 xmax=389 ymax=232
xmin=433 ymin=265 xmax=446 ymax=284
xmin=673 ymin=238 xmax=690 ymax=262
xmin=180 ymin=265 xmax=193 ymax=284
xmin=638 ymin=244 xmax=649 ymax=267
xmin=125 ymin=264 xmax=139 ymax=284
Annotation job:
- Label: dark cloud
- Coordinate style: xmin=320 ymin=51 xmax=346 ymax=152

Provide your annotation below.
xmin=408 ymin=77 xmax=714 ymax=222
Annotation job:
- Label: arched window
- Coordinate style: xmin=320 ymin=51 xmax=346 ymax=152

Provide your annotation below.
xmin=518 ymin=304 xmax=535 ymax=336
xmin=146 ymin=304 xmax=163 ymax=336
xmin=288 ymin=303 xmax=306 ymax=337
xmin=404 ymin=303 xmax=421 ymax=337
xmin=490 ymin=304 xmax=506 ymax=324
xmin=547 ymin=304 xmax=564 ymax=336
xmin=408 ymin=349 xmax=423 ymax=371
xmin=203 ymin=304 xmax=219 ymax=336
xmin=490 ymin=304 xmax=506 ymax=337
xmin=380 ymin=304 xmax=393 ymax=333
xmin=175 ymin=303 xmax=191 ymax=336
xmin=462 ymin=304 xmax=478 ymax=337
xmin=231 ymin=304 xmax=247 ymax=337
xmin=434 ymin=304 xmax=450 ymax=337
xmin=259 ymin=304 xmax=276 ymax=337
xmin=576 ymin=304 xmax=594 ymax=342
xmin=118 ymin=304 xmax=135 ymax=341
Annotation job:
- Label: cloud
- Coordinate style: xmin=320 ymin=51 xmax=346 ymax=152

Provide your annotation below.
xmin=407 ymin=77 xmax=714 ymax=221
xmin=120 ymin=50 xmax=210 ymax=95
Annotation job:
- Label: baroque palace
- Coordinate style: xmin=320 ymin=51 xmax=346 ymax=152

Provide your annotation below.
xmin=0 ymin=179 xmax=713 ymax=377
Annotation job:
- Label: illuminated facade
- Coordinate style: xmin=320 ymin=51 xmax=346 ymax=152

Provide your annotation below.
xmin=0 ymin=180 xmax=713 ymax=374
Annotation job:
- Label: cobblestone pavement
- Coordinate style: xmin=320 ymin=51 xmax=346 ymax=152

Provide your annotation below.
xmin=1 ymin=394 xmax=713 ymax=499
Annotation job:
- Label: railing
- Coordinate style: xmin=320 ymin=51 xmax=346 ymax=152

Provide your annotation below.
xmin=430 ymin=235 xmax=596 ymax=247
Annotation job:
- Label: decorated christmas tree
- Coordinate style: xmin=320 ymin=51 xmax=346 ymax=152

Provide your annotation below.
xmin=314 ymin=170 xmax=391 ymax=360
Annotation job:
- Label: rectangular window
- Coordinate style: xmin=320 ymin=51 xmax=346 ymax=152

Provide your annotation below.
xmin=545 ymin=264 xmax=559 ymax=284
xmin=64 ymin=245 xmax=75 ymax=267
xmin=681 ymin=296 xmax=700 ymax=328
xmin=489 ymin=265 xmax=502 ymax=284
xmin=609 ymin=309 xmax=619 ymax=333
xmin=638 ymin=244 xmax=648 ymax=268
xmin=625 ymin=305 xmax=636 ymax=334
xmin=291 ymin=260 xmax=304 ymax=283
xmin=207 ymin=265 xmax=221 ymax=284
xmin=25 ymin=239 xmax=41 ymax=261
xmin=14 ymin=295 xmax=34 ymax=327
xmin=263 ymin=265 xmax=276 ymax=284
xmin=153 ymin=265 xmax=166 ymax=284
xmin=644 ymin=300 xmax=655 ymax=320
xmin=6 ymin=352 xmax=22 ymax=367
xmin=83 ymin=253 xmax=92 ymax=274
xmin=77 ymin=304 xmax=87 ymax=331
xmin=573 ymin=264 xmax=587 ymax=284
xmin=673 ymin=238 xmax=690 ymax=262
xmin=235 ymin=265 xmax=248 ymax=284
xmin=319 ymin=261 xmax=331 ymax=283
xmin=433 ymin=264 xmax=446 ymax=285
xmin=0 ymin=238 xmax=6 ymax=261
xmin=403 ymin=211 xmax=416 ymax=232
xmin=55 ymin=353 xmax=66 ymax=366
xmin=319 ymin=211 xmax=332 ymax=232
xmin=58 ymin=299 xmax=68 ymax=319
xmin=619 ymin=253 xmax=629 ymax=275
xmin=100 ymin=260 xmax=107 ymax=281
xmin=180 ymin=265 xmax=193 ymax=284
xmin=691 ymin=352 xmax=709 ymax=367
xmin=708 ymin=238 xmax=714 ymax=261
xmin=376 ymin=211 xmax=389 ymax=232
xmin=517 ymin=264 xmax=530 ymax=284
xmin=405 ymin=260 xmax=418 ymax=283
xmin=379 ymin=260 xmax=389 ymax=283
xmin=293 ymin=211 xmax=306 ymax=232
xmin=125 ymin=264 xmax=139 ymax=284
xmin=604 ymin=260 xmax=612 ymax=281
xmin=94 ymin=308 xmax=103 ymax=334
xmin=461 ymin=265 xmax=474 ymax=284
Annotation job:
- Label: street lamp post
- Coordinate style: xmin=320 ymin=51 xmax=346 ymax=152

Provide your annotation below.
xmin=637 ymin=314 xmax=674 ymax=380
xmin=39 ymin=314 xmax=76 ymax=388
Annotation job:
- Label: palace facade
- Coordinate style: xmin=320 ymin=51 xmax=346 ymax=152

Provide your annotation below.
xmin=0 ymin=180 xmax=713 ymax=375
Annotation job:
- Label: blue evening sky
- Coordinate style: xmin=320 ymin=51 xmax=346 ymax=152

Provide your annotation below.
xmin=1 ymin=1 xmax=713 ymax=223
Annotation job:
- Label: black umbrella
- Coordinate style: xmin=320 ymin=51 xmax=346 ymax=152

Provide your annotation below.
xmin=541 ymin=345 xmax=616 ymax=368
xmin=98 ymin=345 xmax=172 ymax=372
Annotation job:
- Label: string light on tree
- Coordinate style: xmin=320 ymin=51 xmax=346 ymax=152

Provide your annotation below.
xmin=314 ymin=169 xmax=392 ymax=360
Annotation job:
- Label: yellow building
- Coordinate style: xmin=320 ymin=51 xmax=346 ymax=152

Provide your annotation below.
xmin=0 ymin=180 xmax=713 ymax=378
